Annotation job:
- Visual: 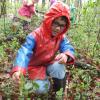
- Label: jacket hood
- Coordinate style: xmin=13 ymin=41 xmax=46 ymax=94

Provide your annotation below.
xmin=40 ymin=1 xmax=70 ymax=38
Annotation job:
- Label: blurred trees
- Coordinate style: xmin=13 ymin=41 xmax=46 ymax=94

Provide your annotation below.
xmin=0 ymin=0 xmax=6 ymax=17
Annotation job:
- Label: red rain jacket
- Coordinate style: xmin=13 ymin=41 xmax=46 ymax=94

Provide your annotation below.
xmin=11 ymin=2 xmax=75 ymax=80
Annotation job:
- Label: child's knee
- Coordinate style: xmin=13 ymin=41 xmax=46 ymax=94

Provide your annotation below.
xmin=34 ymin=79 xmax=50 ymax=94
xmin=47 ymin=61 xmax=66 ymax=79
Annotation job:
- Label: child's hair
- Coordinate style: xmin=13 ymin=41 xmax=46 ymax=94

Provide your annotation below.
xmin=60 ymin=16 xmax=68 ymax=25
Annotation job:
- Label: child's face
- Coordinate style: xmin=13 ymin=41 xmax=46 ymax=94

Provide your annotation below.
xmin=51 ymin=17 xmax=67 ymax=36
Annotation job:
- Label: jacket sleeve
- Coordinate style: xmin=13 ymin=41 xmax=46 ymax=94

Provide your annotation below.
xmin=11 ymin=33 xmax=36 ymax=75
xmin=59 ymin=37 xmax=75 ymax=64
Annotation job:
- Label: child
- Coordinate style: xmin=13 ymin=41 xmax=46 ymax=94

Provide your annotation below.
xmin=18 ymin=0 xmax=39 ymax=18
xmin=11 ymin=1 xmax=75 ymax=95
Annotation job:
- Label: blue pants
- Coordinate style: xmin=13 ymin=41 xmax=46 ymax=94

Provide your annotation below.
xmin=34 ymin=61 xmax=66 ymax=94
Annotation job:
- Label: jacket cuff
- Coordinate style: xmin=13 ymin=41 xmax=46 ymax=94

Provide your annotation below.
xmin=64 ymin=51 xmax=75 ymax=64
xmin=10 ymin=66 xmax=26 ymax=76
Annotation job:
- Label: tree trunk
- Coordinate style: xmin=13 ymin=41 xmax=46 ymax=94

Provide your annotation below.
xmin=66 ymin=0 xmax=70 ymax=6
xmin=0 ymin=0 xmax=6 ymax=17
xmin=42 ymin=0 xmax=45 ymax=7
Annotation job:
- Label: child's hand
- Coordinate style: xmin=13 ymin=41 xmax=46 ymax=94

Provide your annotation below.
xmin=12 ymin=71 xmax=21 ymax=84
xmin=55 ymin=53 xmax=68 ymax=64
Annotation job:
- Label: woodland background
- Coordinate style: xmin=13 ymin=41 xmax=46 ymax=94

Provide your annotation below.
xmin=0 ymin=0 xmax=100 ymax=100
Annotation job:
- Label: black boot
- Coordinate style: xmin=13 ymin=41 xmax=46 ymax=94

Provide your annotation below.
xmin=52 ymin=73 xmax=67 ymax=92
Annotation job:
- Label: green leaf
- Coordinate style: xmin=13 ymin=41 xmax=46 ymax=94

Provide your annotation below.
xmin=32 ymin=81 xmax=39 ymax=90
xmin=56 ymin=88 xmax=63 ymax=96
xmin=24 ymin=82 xmax=33 ymax=90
